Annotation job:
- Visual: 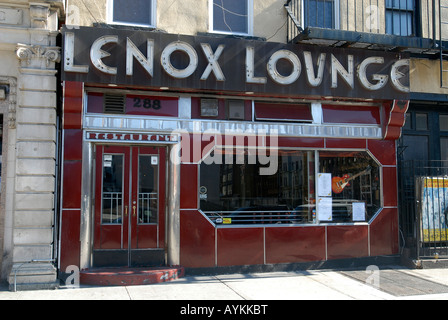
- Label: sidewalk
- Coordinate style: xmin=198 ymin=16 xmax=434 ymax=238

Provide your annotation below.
xmin=1 ymin=265 xmax=447 ymax=300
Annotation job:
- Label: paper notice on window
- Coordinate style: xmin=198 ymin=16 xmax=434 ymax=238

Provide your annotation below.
xmin=317 ymin=173 xmax=332 ymax=197
xmin=317 ymin=197 xmax=333 ymax=221
xmin=352 ymin=202 xmax=366 ymax=222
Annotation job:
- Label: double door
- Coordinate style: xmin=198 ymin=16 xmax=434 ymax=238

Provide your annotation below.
xmin=93 ymin=145 xmax=166 ymax=267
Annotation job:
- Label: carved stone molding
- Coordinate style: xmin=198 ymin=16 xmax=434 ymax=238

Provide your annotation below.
xmin=29 ymin=3 xmax=50 ymax=29
xmin=16 ymin=44 xmax=61 ymax=68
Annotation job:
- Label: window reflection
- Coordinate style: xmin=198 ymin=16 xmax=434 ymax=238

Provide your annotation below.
xmin=200 ymin=149 xmax=381 ymax=225
xmin=102 ymin=154 xmax=123 ymax=224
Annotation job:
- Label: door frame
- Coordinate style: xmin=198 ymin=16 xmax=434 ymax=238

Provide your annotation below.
xmin=92 ymin=145 xmax=167 ymax=267
xmin=78 ymin=133 xmax=180 ymax=270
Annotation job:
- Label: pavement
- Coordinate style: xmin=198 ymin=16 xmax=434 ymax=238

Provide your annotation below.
xmin=0 ymin=265 xmax=447 ymax=301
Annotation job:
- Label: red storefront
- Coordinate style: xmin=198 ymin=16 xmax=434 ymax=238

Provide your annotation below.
xmin=59 ymin=26 xmax=409 ymax=274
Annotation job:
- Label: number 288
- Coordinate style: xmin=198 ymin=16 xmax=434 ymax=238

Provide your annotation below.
xmin=133 ymin=98 xmax=162 ymax=110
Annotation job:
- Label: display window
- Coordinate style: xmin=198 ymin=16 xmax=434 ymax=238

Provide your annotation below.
xmin=199 ymin=148 xmax=381 ymax=225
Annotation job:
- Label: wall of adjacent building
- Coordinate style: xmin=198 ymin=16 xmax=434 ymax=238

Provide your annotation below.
xmin=66 ymin=0 xmax=288 ymax=43
xmin=0 ymin=0 xmax=63 ymax=289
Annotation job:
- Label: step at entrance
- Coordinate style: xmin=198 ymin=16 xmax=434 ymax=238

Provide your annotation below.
xmin=80 ymin=266 xmax=184 ymax=286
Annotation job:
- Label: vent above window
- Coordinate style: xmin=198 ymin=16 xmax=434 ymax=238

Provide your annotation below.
xmin=104 ymin=94 xmax=125 ymax=114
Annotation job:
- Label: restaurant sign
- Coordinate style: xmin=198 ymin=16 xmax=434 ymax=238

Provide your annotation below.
xmin=62 ymin=26 xmax=410 ymax=100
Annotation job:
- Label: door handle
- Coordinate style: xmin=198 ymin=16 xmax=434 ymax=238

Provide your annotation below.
xmin=124 ymin=205 xmax=128 ymax=217
xmin=132 ymin=205 xmax=136 ymax=217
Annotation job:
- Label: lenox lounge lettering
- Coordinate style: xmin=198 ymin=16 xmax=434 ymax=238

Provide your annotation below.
xmin=62 ymin=27 xmax=410 ymax=99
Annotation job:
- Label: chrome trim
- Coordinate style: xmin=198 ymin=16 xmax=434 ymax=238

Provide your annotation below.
xmin=84 ymin=114 xmax=383 ymax=139
xmin=80 ymin=141 xmax=94 ymax=270
xmin=166 ymin=143 xmax=180 ymax=266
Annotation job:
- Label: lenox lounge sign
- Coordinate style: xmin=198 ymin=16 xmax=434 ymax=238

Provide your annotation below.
xmin=62 ymin=26 xmax=410 ymax=100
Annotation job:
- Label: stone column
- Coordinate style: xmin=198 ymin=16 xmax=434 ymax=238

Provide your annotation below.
xmin=7 ymin=42 xmax=60 ymax=290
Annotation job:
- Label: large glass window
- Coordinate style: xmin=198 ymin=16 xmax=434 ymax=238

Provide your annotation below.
xmin=385 ymin=0 xmax=414 ymax=36
xmin=304 ymin=0 xmax=338 ymax=29
xmin=200 ymin=148 xmax=381 ymax=225
xmin=440 ymin=115 xmax=448 ymax=131
xmin=211 ymin=0 xmax=252 ymax=35
xmin=109 ymin=0 xmax=156 ymax=28
xmin=318 ymin=151 xmax=381 ymax=222
xmin=442 ymin=138 xmax=448 ymax=161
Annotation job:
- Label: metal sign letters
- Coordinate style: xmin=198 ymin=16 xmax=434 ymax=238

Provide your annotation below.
xmin=62 ymin=26 xmax=410 ymax=100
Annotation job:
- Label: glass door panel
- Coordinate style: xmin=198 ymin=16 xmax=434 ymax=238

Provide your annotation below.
xmin=138 ymin=155 xmax=158 ymax=224
xmin=101 ymin=154 xmax=124 ymax=224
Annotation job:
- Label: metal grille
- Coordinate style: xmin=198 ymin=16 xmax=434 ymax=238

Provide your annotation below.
xmin=138 ymin=192 xmax=157 ymax=224
xmin=399 ymin=160 xmax=448 ymax=260
xmin=104 ymin=94 xmax=126 ymax=114
xmin=102 ymin=192 xmax=123 ymax=224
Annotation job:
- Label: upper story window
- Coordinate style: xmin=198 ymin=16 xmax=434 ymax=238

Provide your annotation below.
xmin=385 ymin=0 xmax=415 ymax=36
xmin=108 ymin=0 xmax=157 ymax=28
xmin=210 ymin=0 xmax=253 ymax=36
xmin=304 ymin=0 xmax=339 ymax=29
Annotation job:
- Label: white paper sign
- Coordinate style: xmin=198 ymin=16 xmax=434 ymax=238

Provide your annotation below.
xmin=317 ymin=173 xmax=332 ymax=197
xmin=317 ymin=197 xmax=333 ymax=221
xmin=151 ymin=156 xmax=158 ymax=165
xmin=352 ymin=202 xmax=366 ymax=222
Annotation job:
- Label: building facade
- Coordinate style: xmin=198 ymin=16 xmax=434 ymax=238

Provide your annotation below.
xmin=0 ymin=0 xmax=64 ymax=289
xmin=57 ymin=0 xmax=414 ymax=277
xmin=3 ymin=0 xmax=446 ymax=289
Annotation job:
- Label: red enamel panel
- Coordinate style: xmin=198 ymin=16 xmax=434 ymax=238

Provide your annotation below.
xmin=99 ymin=226 xmax=123 ymax=249
xmin=180 ymin=164 xmax=198 ymax=209
xmin=383 ymin=167 xmax=398 ymax=207
xmin=326 ymin=138 xmax=367 ymax=149
xmin=322 ymin=105 xmax=381 ymax=125
xmin=217 ymin=228 xmax=264 ymax=266
xmin=60 ymin=209 xmax=81 ymax=270
xmin=254 ymin=102 xmax=313 ymax=121
xmin=370 ymin=208 xmax=399 ymax=256
xmin=180 ymin=210 xmax=216 ymax=268
xmin=265 ymin=227 xmax=326 ymax=264
xmin=244 ymin=100 xmax=252 ymax=120
xmin=63 ymin=129 xmax=83 ymax=161
xmin=368 ymin=140 xmax=397 ymax=166
xmin=136 ymin=225 xmax=158 ymax=248
xmin=126 ymin=95 xmax=179 ymax=117
xmin=64 ymin=81 xmax=83 ymax=112
xmin=327 ymin=225 xmax=369 ymax=260
xmin=62 ymin=160 xmax=82 ymax=209
xmin=63 ymin=81 xmax=83 ymax=130
xmin=64 ymin=113 xmax=82 ymax=130
xmin=86 ymin=92 xmax=103 ymax=113
xmin=278 ymin=137 xmax=325 ymax=148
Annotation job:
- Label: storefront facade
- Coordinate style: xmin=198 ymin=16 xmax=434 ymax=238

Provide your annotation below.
xmin=59 ymin=25 xmax=409 ymax=272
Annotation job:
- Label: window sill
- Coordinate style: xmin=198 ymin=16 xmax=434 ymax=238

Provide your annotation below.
xmin=197 ymin=32 xmax=265 ymax=42
xmin=93 ymin=22 xmax=162 ymax=32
